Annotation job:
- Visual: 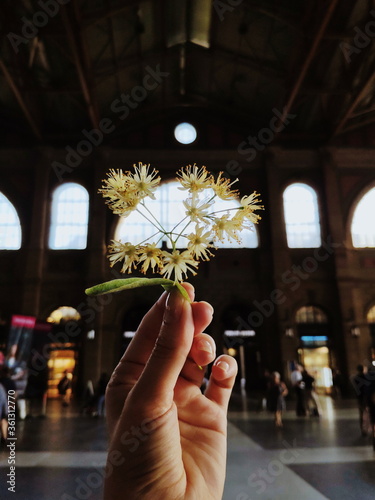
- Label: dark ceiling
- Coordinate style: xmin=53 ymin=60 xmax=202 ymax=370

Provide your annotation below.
xmin=1 ymin=0 xmax=375 ymax=148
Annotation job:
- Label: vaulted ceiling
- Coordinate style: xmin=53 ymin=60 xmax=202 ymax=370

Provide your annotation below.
xmin=1 ymin=0 xmax=375 ymax=148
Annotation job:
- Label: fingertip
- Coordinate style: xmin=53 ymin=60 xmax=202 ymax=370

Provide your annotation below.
xmin=190 ymin=333 xmax=216 ymax=366
xmin=191 ymin=301 xmax=214 ymax=337
xmin=179 ymin=282 xmax=195 ymax=302
xmin=205 ymin=355 xmax=237 ymax=409
xmin=212 ymin=355 xmax=238 ymax=381
xmin=197 ymin=300 xmax=214 ymax=316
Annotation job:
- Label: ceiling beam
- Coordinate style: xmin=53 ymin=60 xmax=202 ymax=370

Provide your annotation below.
xmin=61 ymin=4 xmax=100 ymax=129
xmin=341 ymin=114 xmax=375 ymax=135
xmin=0 ymin=59 xmax=43 ymax=140
xmin=332 ymin=69 xmax=375 ymax=137
xmin=274 ymin=0 xmax=340 ymax=130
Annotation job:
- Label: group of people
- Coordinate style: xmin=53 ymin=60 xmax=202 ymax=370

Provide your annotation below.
xmin=352 ymin=364 xmax=375 ymax=447
xmin=260 ymin=363 xmax=322 ymax=428
xmin=290 ymin=363 xmax=322 ymax=418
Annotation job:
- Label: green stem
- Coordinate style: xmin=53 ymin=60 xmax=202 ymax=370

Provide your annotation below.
xmin=136 ymin=206 xmax=165 ymax=234
xmin=141 ymin=201 xmax=166 ymax=231
xmin=137 ymin=231 xmax=160 ymax=246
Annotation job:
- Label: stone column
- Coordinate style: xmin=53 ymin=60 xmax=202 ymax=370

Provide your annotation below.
xmin=321 ymin=148 xmax=351 ymax=381
xmin=82 ymin=154 xmax=108 ymax=384
xmin=21 ymin=150 xmax=50 ymax=317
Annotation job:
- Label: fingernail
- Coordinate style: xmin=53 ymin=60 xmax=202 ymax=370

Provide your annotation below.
xmin=197 ymin=339 xmax=214 ymax=354
xmin=216 ymin=360 xmax=230 ymax=372
xmin=200 ymin=301 xmax=214 ymax=316
xmin=164 ymin=289 xmax=185 ymax=321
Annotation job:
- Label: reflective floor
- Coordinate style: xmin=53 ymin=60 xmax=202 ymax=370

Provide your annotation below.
xmin=0 ymin=394 xmax=374 ymax=500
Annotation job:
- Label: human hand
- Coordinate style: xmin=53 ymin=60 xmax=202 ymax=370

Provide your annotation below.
xmin=104 ymin=283 xmax=238 ymax=500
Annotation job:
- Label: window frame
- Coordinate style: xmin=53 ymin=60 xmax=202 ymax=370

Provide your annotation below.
xmin=0 ymin=191 xmax=22 ymax=250
xmin=48 ymin=182 xmax=89 ymax=250
xmin=282 ymin=182 xmax=322 ymax=249
xmin=349 ymin=184 xmax=375 ymax=249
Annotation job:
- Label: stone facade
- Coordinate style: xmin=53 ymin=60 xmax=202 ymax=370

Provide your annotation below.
xmin=0 ymin=146 xmax=374 ymax=393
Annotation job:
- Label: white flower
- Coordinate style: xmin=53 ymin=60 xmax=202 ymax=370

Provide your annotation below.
xmin=183 ymin=196 xmax=213 ymax=223
xmin=138 ymin=243 xmax=162 ymax=273
xmin=128 ymin=162 xmax=160 ymax=199
xmin=99 ymin=169 xmax=140 ymax=216
xmin=177 ymin=163 xmax=213 ymax=192
xmin=212 ymin=215 xmax=242 ymax=243
xmin=211 ymin=172 xmax=239 ymax=200
xmin=99 ymin=164 xmax=264 ymax=282
xmin=160 ymin=250 xmax=198 ymax=282
xmin=239 ymin=192 xmax=264 ymax=222
xmin=107 ymin=241 xmax=139 ymax=274
xmin=187 ymin=226 xmax=214 ymax=261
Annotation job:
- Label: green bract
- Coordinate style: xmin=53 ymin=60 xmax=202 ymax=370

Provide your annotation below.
xmin=85 ymin=277 xmax=191 ymax=302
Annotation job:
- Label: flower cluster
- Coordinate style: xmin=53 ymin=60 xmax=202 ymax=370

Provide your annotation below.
xmin=99 ymin=162 xmax=263 ymax=282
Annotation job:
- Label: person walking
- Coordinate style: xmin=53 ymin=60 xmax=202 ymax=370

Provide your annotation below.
xmin=302 ymin=368 xmax=322 ymax=417
xmin=291 ymin=363 xmax=306 ymax=416
xmin=351 ymin=364 xmax=369 ymax=436
xmin=266 ymin=371 xmax=288 ymax=427
xmin=57 ymin=370 xmax=72 ymax=407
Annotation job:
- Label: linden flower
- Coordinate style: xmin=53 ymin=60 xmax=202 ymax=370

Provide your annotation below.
xmin=107 ymin=192 xmax=140 ymax=216
xmin=187 ymin=226 xmax=214 ymax=261
xmin=99 ymin=169 xmax=128 ymax=198
xmin=160 ymin=250 xmax=199 ymax=282
xmin=138 ymin=243 xmax=162 ymax=273
xmin=98 ymin=163 xmax=264 ymax=282
xmin=239 ymin=192 xmax=264 ymax=222
xmin=99 ymin=169 xmax=141 ymax=216
xmin=212 ymin=215 xmax=242 ymax=243
xmin=211 ymin=172 xmax=239 ymax=200
xmin=127 ymin=162 xmax=160 ymax=199
xmin=107 ymin=241 xmax=139 ymax=274
xmin=177 ymin=163 xmax=213 ymax=192
xmin=183 ymin=196 xmax=213 ymax=223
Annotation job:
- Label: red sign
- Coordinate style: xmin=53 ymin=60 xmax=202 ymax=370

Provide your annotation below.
xmin=11 ymin=315 xmax=36 ymax=329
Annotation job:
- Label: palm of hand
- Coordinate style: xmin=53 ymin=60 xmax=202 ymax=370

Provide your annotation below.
xmin=104 ymin=285 xmax=237 ymax=500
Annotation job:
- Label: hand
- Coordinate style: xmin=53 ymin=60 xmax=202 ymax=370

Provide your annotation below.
xmin=104 ymin=283 xmax=238 ymax=500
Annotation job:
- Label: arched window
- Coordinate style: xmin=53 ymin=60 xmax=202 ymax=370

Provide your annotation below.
xmin=115 ymin=181 xmax=258 ymax=248
xmin=46 ymin=306 xmax=81 ymax=324
xmin=283 ymin=183 xmax=321 ymax=248
xmin=296 ymin=305 xmax=327 ymax=324
xmin=0 ymin=192 xmax=22 ymax=249
xmin=49 ymin=183 xmax=89 ymax=249
xmin=367 ymin=305 xmax=375 ymax=323
xmin=351 ymin=187 xmax=375 ymax=248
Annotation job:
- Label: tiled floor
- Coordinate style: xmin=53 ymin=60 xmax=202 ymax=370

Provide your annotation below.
xmin=0 ymin=394 xmax=374 ymax=500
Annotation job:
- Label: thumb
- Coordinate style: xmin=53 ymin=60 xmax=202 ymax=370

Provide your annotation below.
xmin=130 ymin=287 xmax=194 ymax=412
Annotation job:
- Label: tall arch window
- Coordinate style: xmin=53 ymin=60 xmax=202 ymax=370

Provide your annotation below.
xmin=0 ymin=192 xmax=22 ymax=249
xmin=296 ymin=305 xmax=327 ymax=324
xmin=49 ymin=183 xmax=89 ymax=249
xmin=367 ymin=305 xmax=375 ymax=324
xmin=115 ymin=181 xmax=259 ymax=248
xmin=283 ymin=183 xmax=321 ymax=248
xmin=351 ymin=187 xmax=375 ymax=248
